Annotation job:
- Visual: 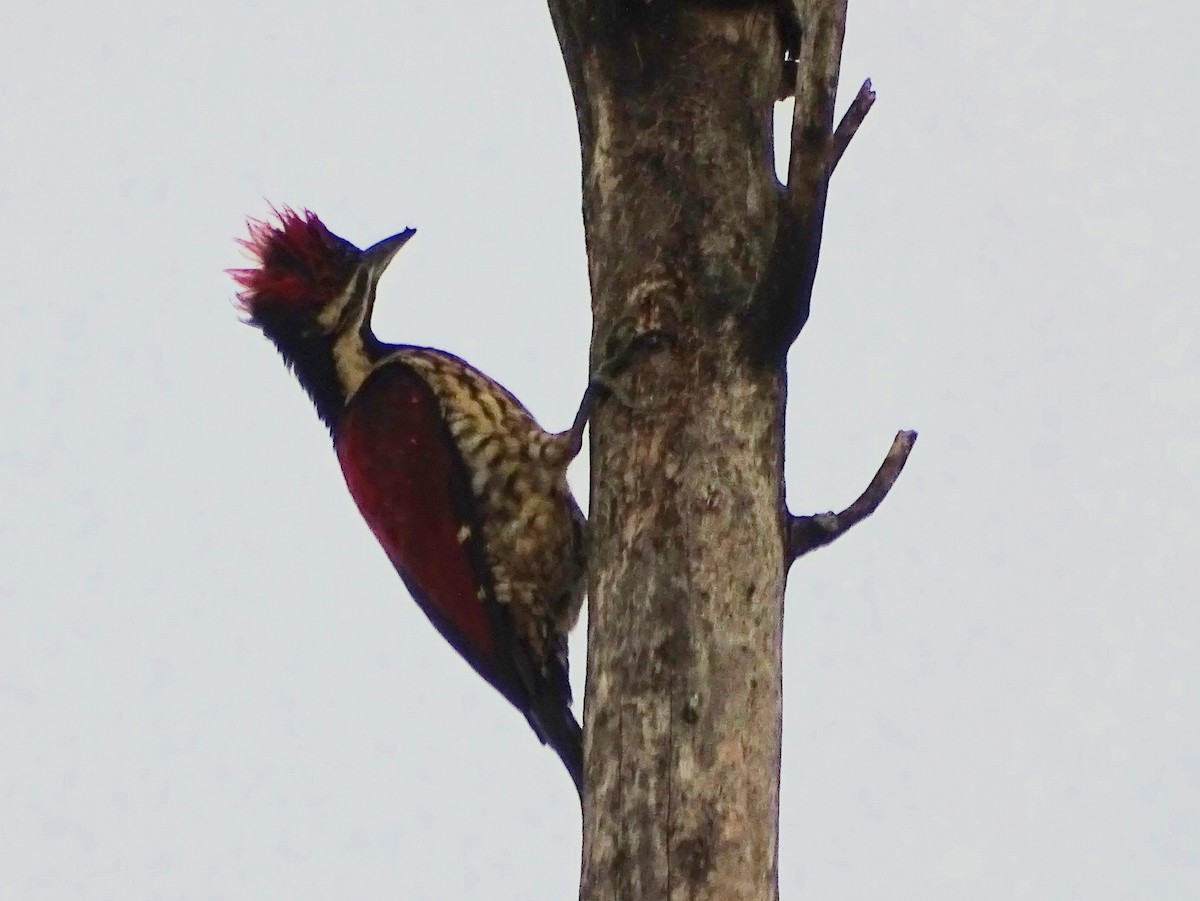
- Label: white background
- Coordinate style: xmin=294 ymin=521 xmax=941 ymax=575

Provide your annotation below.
xmin=1 ymin=2 xmax=1196 ymax=898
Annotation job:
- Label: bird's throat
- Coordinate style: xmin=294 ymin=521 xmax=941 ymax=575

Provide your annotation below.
xmin=330 ymin=328 xmax=375 ymax=404
xmin=258 ymin=315 xmax=374 ymax=434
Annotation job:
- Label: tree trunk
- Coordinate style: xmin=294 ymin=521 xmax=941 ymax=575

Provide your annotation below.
xmin=545 ymin=2 xmax=877 ymax=899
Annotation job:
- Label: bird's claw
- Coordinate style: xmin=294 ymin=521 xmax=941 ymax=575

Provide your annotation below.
xmin=558 ymin=325 xmax=676 ymax=462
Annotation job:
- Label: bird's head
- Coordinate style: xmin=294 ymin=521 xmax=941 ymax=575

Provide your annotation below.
xmin=230 ymin=207 xmax=414 ymax=344
xmin=230 ymin=207 xmax=415 ymax=427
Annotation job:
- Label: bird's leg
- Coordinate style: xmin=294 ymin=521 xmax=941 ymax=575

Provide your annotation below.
xmin=558 ymin=325 xmax=674 ymax=462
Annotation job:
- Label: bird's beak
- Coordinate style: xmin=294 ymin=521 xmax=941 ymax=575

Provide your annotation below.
xmin=363 ymin=228 xmax=416 ymax=277
xmin=350 ymin=228 xmax=415 ymax=337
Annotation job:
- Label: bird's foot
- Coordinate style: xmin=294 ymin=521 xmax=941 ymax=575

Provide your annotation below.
xmin=558 ymin=323 xmax=675 ymax=460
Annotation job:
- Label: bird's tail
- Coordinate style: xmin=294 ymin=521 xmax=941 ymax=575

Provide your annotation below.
xmin=528 ymin=698 xmax=583 ymax=799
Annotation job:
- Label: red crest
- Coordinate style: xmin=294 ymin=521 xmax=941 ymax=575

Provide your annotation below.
xmin=229 ymin=207 xmax=356 ymax=318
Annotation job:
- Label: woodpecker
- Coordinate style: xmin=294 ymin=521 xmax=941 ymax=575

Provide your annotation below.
xmin=230 ymin=208 xmax=600 ymax=794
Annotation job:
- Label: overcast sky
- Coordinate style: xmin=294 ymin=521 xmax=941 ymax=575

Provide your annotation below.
xmin=1 ymin=2 xmax=1196 ymax=898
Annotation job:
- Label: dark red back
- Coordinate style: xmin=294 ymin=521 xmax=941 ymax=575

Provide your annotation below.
xmin=335 ymin=362 xmax=517 ymax=700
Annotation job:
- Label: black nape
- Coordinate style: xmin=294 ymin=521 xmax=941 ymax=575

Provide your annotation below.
xmin=253 ymin=308 xmax=346 ymax=433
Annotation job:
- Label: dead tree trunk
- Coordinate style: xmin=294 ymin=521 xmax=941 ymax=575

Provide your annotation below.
xmin=546 ymin=2 xmax=913 ymax=898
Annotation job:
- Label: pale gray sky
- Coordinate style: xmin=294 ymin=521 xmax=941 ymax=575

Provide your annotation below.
xmin=1 ymin=2 xmax=1196 ymax=898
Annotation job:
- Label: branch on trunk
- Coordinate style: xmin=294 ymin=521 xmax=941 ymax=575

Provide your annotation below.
xmin=785 ymin=0 xmax=848 ymax=197
xmin=787 ymin=429 xmax=917 ymax=562
xmin=743 ymin=3 xmax=877 ymax=367
xmin=830 ymin=77 xmax=875 ymax=170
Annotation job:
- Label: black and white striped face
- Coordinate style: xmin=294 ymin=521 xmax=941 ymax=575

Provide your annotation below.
xmin=233 ymin=210 xmax=415 ymax=430
xmin=323 ymin=229 xmax=416 ymax=401
xmin=314 ymin=232 xmax=403 ymax=329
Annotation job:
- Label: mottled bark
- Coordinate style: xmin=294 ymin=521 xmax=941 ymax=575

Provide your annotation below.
xmin=542 ymin=2 xmax=902 ymax=899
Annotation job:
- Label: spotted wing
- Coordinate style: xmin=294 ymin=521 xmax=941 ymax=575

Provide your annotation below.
xmin=334 ymin=361 xmax=528 ymax=710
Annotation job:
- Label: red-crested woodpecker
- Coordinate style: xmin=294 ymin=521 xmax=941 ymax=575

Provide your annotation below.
xmin=231 ymin=209 xmax=596 ymax=793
